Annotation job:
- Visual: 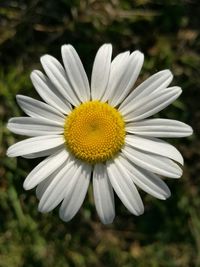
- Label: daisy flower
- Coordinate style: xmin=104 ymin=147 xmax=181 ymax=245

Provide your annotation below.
xmin=7 ymin=44 xmax=193 ymax=224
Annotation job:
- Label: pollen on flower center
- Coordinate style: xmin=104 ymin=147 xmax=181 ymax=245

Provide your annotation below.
xmin=64 ymin=101 xmax=125 ymax=164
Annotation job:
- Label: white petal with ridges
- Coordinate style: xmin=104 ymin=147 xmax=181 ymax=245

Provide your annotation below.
xmin=22 ymin=146 xmax=63 ymax=159
xmin=7 ymin=117 xmax=64 ymax=136
xmin=126 ymin=118 xmax=193 ymax=137
xmin=125 ymin=135 xmax=183 ymax=165
xmin=101 ymin=51 xmax=130 ymax=102
xmin=122 ymin=145 xmax=182 ymax=178
xmin=91 ymin=44 xmax=112 ymax=100
xmin=16 ymin=95 xmax=65 ymax=123
xmin=38 ymin=159 xmax=79 ymax=212
xmin=61 ymin=44 xmax=90 ymax=102
xmin=59 ymin=162 xmax=92 ymax=222
xmin=109 ymin=50 xmax=144 ymax=106
xmin=120 ymin=70 xmax=173 ymax=110
xmin=116 ymin=155 xmax=171 ymax=200
xmin=93 ymin=163 xmax=115 ymax=224
xmin=106 ymin=159 xmax=144 ymax=215
xmin=23 ymin=148 xmax=69 ymax=190
xmin=40 ymin=55 xmax=80 ymax=106
xmin=31 ymin=70 xmax=71 ymax=114
xmin=36 ymin=173 xmax=55 ymax=200
xmin=7 ymin=135 xmax=65 ymax=157
xmin=121 ymin=86 xmax=182 ymax=122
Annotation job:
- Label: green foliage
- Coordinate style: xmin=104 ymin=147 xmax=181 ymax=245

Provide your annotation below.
xmin=0 ymin=0 xmax=199 ymax=266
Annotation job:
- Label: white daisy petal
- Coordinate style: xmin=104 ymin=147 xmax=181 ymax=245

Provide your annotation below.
xmin=16 ymin=95 xmax=65 ymax=123
xmin=40 ymin=55 xmax=80 ymax=106
xmin=109 ymin=50 xmax=144 ymax=107
xmin=7 ymin=135 xmax=65 ymax=157
xmin=91 ymin=44 xmax=112 ymax=100
xmin=125 ymin=134 xmax=183 ymax=165
xmin=122 ymin=145 xmax=182 ymax=178
xmin=93 ymin=163 xmax=115 ymax=224
xmin=106 ymin=159 xmax=144 ymax=215
xmin=36 ymin=173 xmax=55 ymax=200
xmin=22 ymin=146 xmax=63 ymax=159
xmin=101 ymin=51 xmax=130 ymax=102
xmin=23 ymin=148 xmax=69 ymax=190
xmin=31 ymin=70 xmax=71 ymax=114
xmin=7 ymin=117 xmax=64 ymax=136
xmin=59 ymin=162 xmax=92 ymax=222
xmin=120 ymin=70 xmax=173 ymax=110
xmin=126 ymin=118 xmax=193 ymax=138
xmin=121 ymin=86 xmax=182 ymax=122
xmin=61 ymin=44 xmax=90 ymax=102
xmin=117 ymin=155 xmax=171 ymax=200
xmin=38 ymin=159 xmax=79 ymax=212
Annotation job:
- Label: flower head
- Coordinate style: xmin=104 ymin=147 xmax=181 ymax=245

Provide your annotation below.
xmin=7 ymin=44 xmax=193 ymax=224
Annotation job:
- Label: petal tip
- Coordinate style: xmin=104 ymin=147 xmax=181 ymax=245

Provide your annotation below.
xmin=40 ymin=54 xmax=51 ymax=65
xmin=59 ymin=209 xmax=70 ymax=222
xmin=165 ymin=69 xmax=173 ymax=76
xmin=134 ymin=50 xmax=144 ymax=56
xmin=104 ymin=43 xmax=112 ymax=47
xmin=160 ymin=189 xmax=171 ymax=200
xmin=175 ymin=168 xmax=183 ymax=179
xmin=6 ymin=153 xmax=10 ymax=158
xmin=62 ymin=44 xmax=73 ymax=50
xmin=174 ymin=86 xmax=182 ymax=93
xmin=165 ymin=190 xmax=171 ymax=199
xmin=6 ymin=147 xmax=15 ymax=158
xmin=100 ymin=43 xmax=112 ymax=51
xmin=23 ymin=176 xmax=35 ymax=190
xmin=38 ymin=202 xmax=49 ymax=213
xmin=30 ymin=70 xmax=40 ymax=79
xmin=16 ymin=94 xmax=23 ymax=100
xmin=23 ymin=180 xmax=30 ymax=191
xmin=187 ymin=125 xmax=193 ymax=136
xmin=135 ymin=207 xmax=144 ymax=216
xmin=61 ymin=44 xmax=69 ymax=52
xmin=101 ymin=215 xmax=115 ymax=225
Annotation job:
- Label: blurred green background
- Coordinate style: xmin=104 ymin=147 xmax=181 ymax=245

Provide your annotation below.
xmin=0 ymin=0 xmax=199 ymax=266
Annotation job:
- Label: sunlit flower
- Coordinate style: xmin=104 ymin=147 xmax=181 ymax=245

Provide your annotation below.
xmin=7 ymin=44 xmax=193 ymax=224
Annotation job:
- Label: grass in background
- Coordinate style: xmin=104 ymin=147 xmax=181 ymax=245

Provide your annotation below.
xmin=0 ymin=0 xmax=199 ymax=266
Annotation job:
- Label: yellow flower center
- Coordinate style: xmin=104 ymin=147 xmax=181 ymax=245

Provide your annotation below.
xmin=64 ymin=101 xmax=125 ymax=164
